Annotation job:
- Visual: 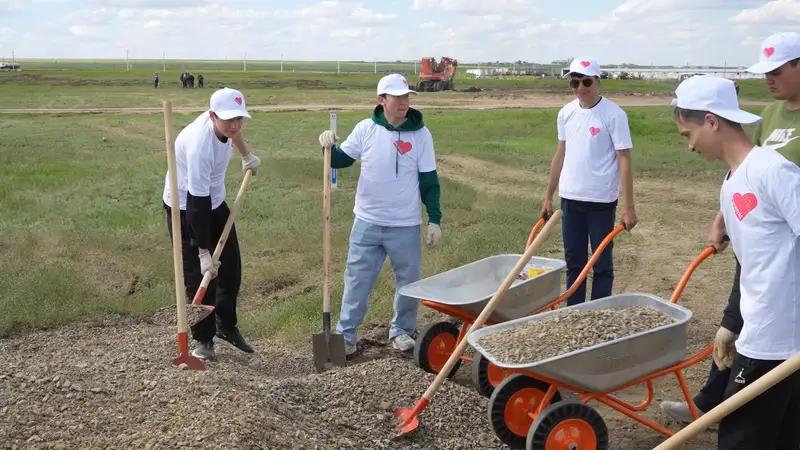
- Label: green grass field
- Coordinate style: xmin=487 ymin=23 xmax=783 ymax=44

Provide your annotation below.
xmin=0 ymin=98 xmax=759 ymax=343
xmin=0 ymin=67 xmax=775 ymax=110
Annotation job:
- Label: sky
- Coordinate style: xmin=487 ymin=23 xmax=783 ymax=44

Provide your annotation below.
xmin=0 ymin=0 xmax=799 ymax=66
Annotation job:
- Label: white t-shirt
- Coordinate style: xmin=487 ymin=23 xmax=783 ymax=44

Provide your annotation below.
xmin=162 ymin=111 xmax=233 ymax=210
xmin=339 ymin=118 xmax=437 ymax=227
xmin=721 ymin=145 xmax=800 ymax=360
xmin=557 ymin=97 xmax=633 ymax=203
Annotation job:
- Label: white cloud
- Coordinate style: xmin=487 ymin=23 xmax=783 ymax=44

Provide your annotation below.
xmin=3 ymin=0 xmax=799 ymax=66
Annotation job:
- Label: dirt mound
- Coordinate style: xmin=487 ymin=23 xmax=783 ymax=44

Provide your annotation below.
xmin=0 ymin=321 xmax=505 ymax=449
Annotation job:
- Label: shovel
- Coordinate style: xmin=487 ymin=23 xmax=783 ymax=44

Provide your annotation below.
xmin=187 ymin=168 xmax=254 ymax=331
xmin=163 ymin=100 xmax=206 ymax=371
xmin=393 ymin=209 xmax=563 ymax=437
xmin=312 ymin=143 xmax=347 ymax=372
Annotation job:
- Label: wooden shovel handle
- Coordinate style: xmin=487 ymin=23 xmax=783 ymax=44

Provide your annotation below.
xmin=322 ymin=144 xmax=332 ymax=314
xmin=163 ymin=101 xmax=188 ymax=333
xmin=420 ymin=209 xmax=563 ymax=401
xmin=654 ymin=350 xmax=800 ymax=449
xmin=192 ymin=169 xmax=253 ymax=303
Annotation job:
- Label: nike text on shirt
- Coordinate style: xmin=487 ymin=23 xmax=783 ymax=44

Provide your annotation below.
xmin=720 ymin=146 xmax=800 ymax=360
xmin=557 ymin=97 xmax=633 ymax=204
xmin=162 ymin=111 xmax=234 ymax=248
xmin=752 ymin=101 xmax=800 ymax=165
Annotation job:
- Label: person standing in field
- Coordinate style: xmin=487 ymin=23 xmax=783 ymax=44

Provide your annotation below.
xmin=153 ymin=72 xmax=159 ymax=89
xmin=317 ymin=73 xmax=442 ymax=356
xmin=162 ymin=87 xmax=262 ymax=360
xmin=671 ymin=74 xmax=800 ymax=449
xmin=660 ymin=31 xmax=800 ymax=424
xmin=540 ymin=57 xmax=638 ymax=307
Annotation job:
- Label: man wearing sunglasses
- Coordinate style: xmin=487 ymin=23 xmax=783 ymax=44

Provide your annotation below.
xmin=660 ymin=31 xmax=800 ymax=428
xmin=540 ymin=57 xmax=638 ymax=307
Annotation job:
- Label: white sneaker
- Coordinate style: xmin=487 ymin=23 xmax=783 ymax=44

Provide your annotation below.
xmin=659 ymin=400 xmax=715 ymax=426
xmin=392 ymin=334 xmax=415 ymax=352
xmin=191 ymin=341 xmax=215 ymax=360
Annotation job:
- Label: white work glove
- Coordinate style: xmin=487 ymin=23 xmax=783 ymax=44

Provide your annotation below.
xmin=242 ymin=153 xmax=260 ymax=176
xmin=198 ymin=251 xmax=220 ymax=279
xmin=319 ymin=130 xmax=338 ymax=148
xmin=712 ymin=326 xmax=736 ymax=370
xmin=426 ymin=223 xmax=441 ymax=248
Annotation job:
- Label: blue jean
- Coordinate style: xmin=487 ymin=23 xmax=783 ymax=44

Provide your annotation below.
xmin=335 ymin=217 xmax=422 ymax=344
xmin=561 ymin=197 xmax=616 ymax=306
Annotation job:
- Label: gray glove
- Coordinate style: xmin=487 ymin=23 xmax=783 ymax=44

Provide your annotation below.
xmin=199 ymin=251 xmax=220 ymax=279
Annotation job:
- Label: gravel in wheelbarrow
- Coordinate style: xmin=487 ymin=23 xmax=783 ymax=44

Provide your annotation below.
xmin=467 ymin=293 xmax=693 ymax=393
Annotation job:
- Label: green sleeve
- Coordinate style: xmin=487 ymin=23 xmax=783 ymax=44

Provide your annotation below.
xmin=419 ymin=170 xmax=441 ymax=225
xmin=328 ymin=144 xmax=356 ymax=169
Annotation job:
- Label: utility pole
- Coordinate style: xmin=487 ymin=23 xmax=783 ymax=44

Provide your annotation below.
xmin=162 ymin=51 xmax=166 ymax=71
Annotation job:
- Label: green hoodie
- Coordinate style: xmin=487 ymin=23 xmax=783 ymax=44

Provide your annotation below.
xmin=327 ymin=105 xmax=441 ymax=225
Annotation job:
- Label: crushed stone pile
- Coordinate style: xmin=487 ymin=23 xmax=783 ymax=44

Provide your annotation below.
xmin=475 ymin=306 xmax=676 ymax=365
xmin=0 ymin=321 xmax=506 ymax=449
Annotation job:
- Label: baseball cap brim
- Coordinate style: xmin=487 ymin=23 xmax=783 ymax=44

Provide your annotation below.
xmin=745 ymin=59 xmax=788 ymax=74
xmin=214 ymin=109 xmax=251 ymax=120
xmin=671 ymin=99 xmax=761 ymax=124
xmin=381 ymin=88 xmax=417 ymax=96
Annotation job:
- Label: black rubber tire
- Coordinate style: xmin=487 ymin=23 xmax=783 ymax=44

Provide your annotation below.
xmin=526 ymin=400 xmax=608 ymax=450
xmin=487 ymin=374 xmax=563 ymax=449
xmin=412 ymin=321 xmax=461 ymax=378
xmin=471 ymin=351 xmax=508 ymax=398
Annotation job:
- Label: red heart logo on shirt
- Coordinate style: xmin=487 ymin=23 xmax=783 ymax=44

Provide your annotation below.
xmin=394 ymin=139 xmax=413 ymax=155
xmin=589 ymin=126 xmax=600 ymax=136
xmin=580 ymin=60 xmax=591 ymax=68
xmin=234 ymin=96 xmax=243 ymax=105
xmin=763 ymin=47 xmax=775 ymax=58
xmin=733 ymin=192 xmax=758 ymax=220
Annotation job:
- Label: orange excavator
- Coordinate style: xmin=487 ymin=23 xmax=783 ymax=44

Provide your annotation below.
xmin=416 ymin=56 xmax=458 ymax=92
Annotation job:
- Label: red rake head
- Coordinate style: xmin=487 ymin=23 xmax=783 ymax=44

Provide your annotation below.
xmin=392 ymin=407 xmax=419 ymax=437
xmin=171 ymin=354 xmax=206 ymax=371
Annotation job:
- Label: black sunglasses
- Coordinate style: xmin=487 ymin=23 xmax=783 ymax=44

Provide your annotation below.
xmin=570 ymin=78 xmax=594 ymax=88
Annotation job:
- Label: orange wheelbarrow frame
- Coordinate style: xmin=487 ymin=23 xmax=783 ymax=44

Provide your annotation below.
xmin=414 ymin=217 xmax=627 ymax=394
xmin=480 ymin=244 xmax=721 ymax=449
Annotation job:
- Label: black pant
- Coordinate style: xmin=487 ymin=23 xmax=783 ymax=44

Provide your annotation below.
xmin=560 ymin=197 xmax=617 ymax=306
xmin=164 ymin=202 xmax=241 ymax=342
xmin=718 ymin=352 xmax=800 ymax=449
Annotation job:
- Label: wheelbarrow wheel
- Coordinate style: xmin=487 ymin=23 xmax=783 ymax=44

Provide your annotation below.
xmin=525 ymin=400 xmax=608 ymax=450
xmin=488 ymin=373 xmax=562 ymax=449
xmin=412 ymin=321 xmax=462 ymax=378
xmin=471 ymin=351 xmax=511 ymax=398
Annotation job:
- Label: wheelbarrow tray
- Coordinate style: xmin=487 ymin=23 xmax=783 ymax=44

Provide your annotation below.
xmin=399 ymin=254 xmax=566 ymax=323
xmin=466 ymin=292 xmax=693 ymax=392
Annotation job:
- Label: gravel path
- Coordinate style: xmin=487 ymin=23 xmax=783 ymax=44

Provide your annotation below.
xmin=0 ymin=319 xmax=505 ymax=450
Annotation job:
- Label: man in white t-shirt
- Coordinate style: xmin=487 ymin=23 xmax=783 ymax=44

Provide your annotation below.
xmin=672 ymin=75 xmax=800 ymax=449
xmin=162 ymin=87 xmax=262 ymax=360
xmin=541 ymin=57 xmax=638 ymax=306
xmin=317 ymin=73 xmax=442 ymax=356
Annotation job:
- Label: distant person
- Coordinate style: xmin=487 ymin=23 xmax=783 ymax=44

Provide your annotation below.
xmin=198 ymin=74 xmax=204 ymax=88
xmin=180 ymin=72 xmax=186 ymax=88
xmin=660 ymin=32 xmax=800 ymax=432
xmin=317 ymin=73 xmax=442 ymax=356
xmin=539 ymin=56 xmax=638 ymax=306
xmin=188 ymin=73 xmax=195 ymax=88
xmin=153 ymin=72 xmax=159 ymax=89
xmin=162 ymin=87 xmax=262 ymax=360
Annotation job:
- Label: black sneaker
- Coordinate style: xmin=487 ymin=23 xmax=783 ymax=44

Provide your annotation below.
xmin=216 ymin=327 xmax=254 ymax=353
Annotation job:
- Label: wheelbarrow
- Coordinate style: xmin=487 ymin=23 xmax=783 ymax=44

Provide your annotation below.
xmin=464 ymin=243 xmax=722 ymax=450
xmin=399 ymin=217 xmax=627 ymax=398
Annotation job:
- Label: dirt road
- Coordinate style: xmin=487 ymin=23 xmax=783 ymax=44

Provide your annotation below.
xmin=0 ymin=93 xmax=770 ymax=115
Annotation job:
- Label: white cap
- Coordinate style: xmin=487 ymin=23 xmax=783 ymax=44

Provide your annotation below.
xmin=563 ymin=57 xmax=601 ymax=78
xmin=746 ymin=32 xmax=800 ymax=74
xmin=209 ymin=87 xmax=251 ymax=120
xmin=671 ymin=75 xmax=761 ymax=124
xmin=377 ymin=73 xmax=417 ymax=96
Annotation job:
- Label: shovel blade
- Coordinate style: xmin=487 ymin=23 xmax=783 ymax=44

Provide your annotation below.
xmin=312 ymin=331 xmax=348 ymax=372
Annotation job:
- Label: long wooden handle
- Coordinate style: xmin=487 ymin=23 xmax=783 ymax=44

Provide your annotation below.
xmin=653 ymin=350 xmax=800 ymax=449
xmin=322 ymin=144 xmax=332 ymax=315
xmin=191 ymin=169 xmax=253 ymax=304
xmin=421 ymin=209 xmax=563 ymax=400
xmin=163 ymin=101 xmax=188 ymax=334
